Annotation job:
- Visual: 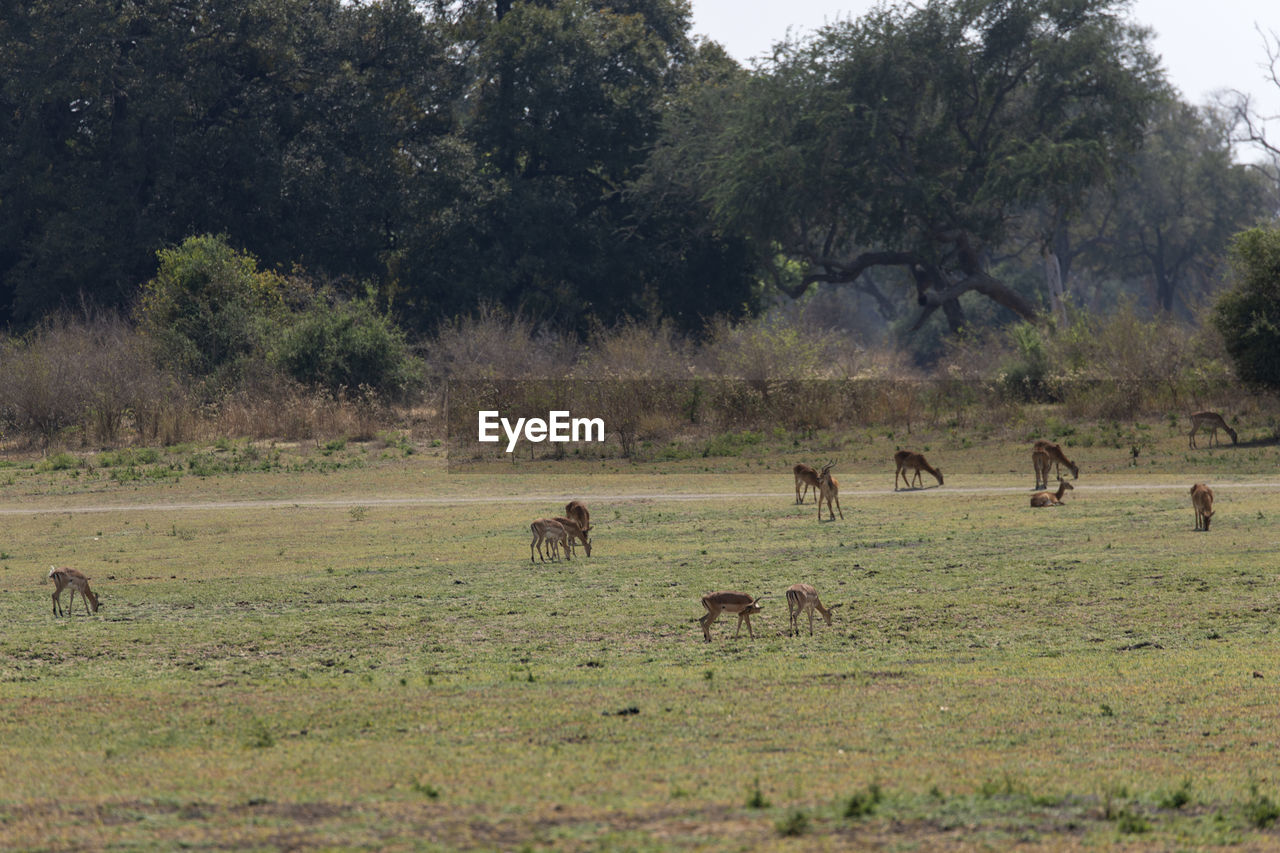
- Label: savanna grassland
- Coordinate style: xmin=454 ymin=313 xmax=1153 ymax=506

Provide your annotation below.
xmin=2 ymin=422 xmax=1280 ymax=850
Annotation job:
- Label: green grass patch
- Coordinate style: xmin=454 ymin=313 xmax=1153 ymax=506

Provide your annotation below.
xmin=1 ymin=431 xmax=1279 ymax=847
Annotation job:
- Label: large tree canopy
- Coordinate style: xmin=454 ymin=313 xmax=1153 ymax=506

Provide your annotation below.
xmin=0 ymin=0 xmax=469 ymax=326
xmin=0 ymin=0 xmax=758 ymax=333
xmin=655 ymin=0 xmax=1164 ymax=332
xmin=1066 ymin=100 xmax=1271 ymax=315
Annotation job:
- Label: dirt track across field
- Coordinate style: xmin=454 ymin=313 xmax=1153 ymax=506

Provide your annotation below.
xmin=1 ymin=481 xmax=1277 ymax=516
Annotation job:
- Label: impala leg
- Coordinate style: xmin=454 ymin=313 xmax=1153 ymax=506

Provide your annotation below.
xmin=700 ymin=607 xmax=719 ymax=642
xmin=52 ymin=589 xmax=60 ymax=617
xmin=808 ymin=607 xmax=815 ymax=636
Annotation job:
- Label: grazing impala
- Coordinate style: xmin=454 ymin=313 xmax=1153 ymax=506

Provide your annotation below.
xmin=699 ymin=591 xmax=763 ymax=642
xmin=48 ymin=567 xmax=99 ymax=616
xmin=785 ymin=583 xmax=842 ymax=636
xmin=1191 ymin=483 xmax=1215 ymax=530
xmin=552 ymin=516 xmax=592 ymax=557
xmin=1189 ymin=412 xmax=1237 ymax=448
xmin=793 ymin=463 xmax=821 ymax=504
xmin=1032 ymin=447 xmax=1052 ymax=489
xmin=1030 ymin=478 xmax=1073 ymax=507
xmin=817 ymin=461 xmax=843 ymax=521
xmin=893 ymin=450 xmax=943 ymax=490
xmin=1033 ymin=440 xmax=1078 ymax=484
xmin=529 ymin=518 xmax=571 ymax=563
xmin=565 ymin=500 xmax=591 ymax=536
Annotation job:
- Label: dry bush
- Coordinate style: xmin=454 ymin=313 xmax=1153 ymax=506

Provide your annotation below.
xmin=575 ymin=320 xmax=694 ymax=379
xmin=0 ymin=313 xmax=178 ymax=448
xmin=0 ymin=324 xmax=92 ymax=446
xmin=1055 ymin=308 xmax=1209 ymax=419
xmin=217 ymin=380 xmax=391 ymax=442
xmin=429 ymin=306 xmax=576 ymax=380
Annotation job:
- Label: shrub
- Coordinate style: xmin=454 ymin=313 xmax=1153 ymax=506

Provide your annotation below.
xmin=137 ymin=235 xmax=290 ymax=393
xmin=1215 ymin=226 xmax=1280 ymax=393
xmin=430 ymin=305 xmax=576 ymax=380
xmin=844 ymin=784 xmax=882 ymax=818
xmin=776 ymin=809 xmax=809 ymax=837
xmin=1246 ymin=785 xmax=1280 ymax=829
xmin=272 ymin=294 xmax=422 ymax=400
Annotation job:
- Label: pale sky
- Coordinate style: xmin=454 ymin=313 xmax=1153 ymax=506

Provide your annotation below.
xmin=689 ymin=0 xmax=1280 ymax=120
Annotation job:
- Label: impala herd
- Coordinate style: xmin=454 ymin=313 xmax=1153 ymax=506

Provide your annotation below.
xmin=700 ymin=410 xmax=1241 ymax=641
xmin=42 ymin=412 xmax=1243 ymax=639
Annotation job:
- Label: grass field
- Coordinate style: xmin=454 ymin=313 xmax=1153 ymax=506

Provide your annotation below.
xmin=2 ymin=423 xmax=1280 ymax=849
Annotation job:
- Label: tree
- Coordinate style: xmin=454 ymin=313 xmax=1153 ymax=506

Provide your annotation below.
xmin=404 ymin=0 xmax=759 ymax=331
xmin=136 ymin=235 xmax=289 ymax=391
xmin=1213 ymin=225 xmax=1280 ymax=392
xmin=657 ymin=0 xmax=1163 ymax=334
xmin=0 ymin=0 xmax=471 ymax=327
xmin=271 ymin=294 xmax=422 ymax=399
xmin=1016 ymin=99 xmax=1271 ymax=318
xmin=1083 ymin=101 xmax=1269 ymax=314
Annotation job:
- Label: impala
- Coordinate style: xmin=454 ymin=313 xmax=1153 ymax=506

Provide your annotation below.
xmin=529 ymin=518 xmax=571 ymax=563
xmin=564 ymin=500 xmax=591 ymax=537
xmin=893 ymin=450 xmax=943 ymax=490
xmin=1030 ymin=478 xmax=1073 ymax=507
xmin=1191 ymin=483 xmax=1215 ymax=530
xmin=698 ymin=591 xmax=763 ymax=642
xmin=1031 ymin=447 xmax=1051 ymax=490
xmin=817 ymin=461 xmax=843 ymax=521
xmin=48 ymin=566 xmax=99 ymax=616
xmin=1033 ymin=440 xmax=1078 ymax=483
xmin=1188 ymin=412 xmax=1237 ymax=448
xmin=793 ymin=463 xmax=821 ymax=504
xmin=552 ymin=515 xmax=592 ymax=557
xmin=785 ymin=583 xmax=842 ymax=636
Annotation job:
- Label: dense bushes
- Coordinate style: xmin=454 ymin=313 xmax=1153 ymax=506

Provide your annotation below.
xmin=0 ymin=290 xmax=1265 ymax=453
xmin=1215 ymin=226 xmax=1280 ymax=393
xmin=272 ymin=295 xmax=421 ymax=397
xmin=137 ymin=235 xmax=291 ymax=391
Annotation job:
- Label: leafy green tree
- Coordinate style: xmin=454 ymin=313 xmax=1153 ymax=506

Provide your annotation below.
xmin=657 ymin=0 xmax=1163 ymax=334
xmin=411 ymin=0 xmax=758 ymax=330
xmin=1060 ymin=100 xmax=1270 ymax=315
xmin=1213 ymin=226 xmax=1280 ymax=392
xmin=0 ymin=0 xmax=470 ymax=326
xmin=271 ymin=295 xmax=422 ymax=399
xmin=136 ymin=235 xmax=289 ymax=390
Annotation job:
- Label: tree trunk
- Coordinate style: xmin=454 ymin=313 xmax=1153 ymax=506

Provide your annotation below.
xmin=1042 ymin=246 xmax=1066 ymax=326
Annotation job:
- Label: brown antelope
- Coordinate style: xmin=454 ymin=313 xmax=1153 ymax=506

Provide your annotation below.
xmin=565 ymin=500 xmax=591 ymax=536
xmin=1033 ymin=440 xmax=1078 ymax=483
xmin=1191 ymin=483 xmax=1215 ymax=530
xmin=1030 ymin=478 xmax=1073 ymax=507
xmin=1032 ymin=447 xmax=1052 ymax=489
xmin=1189 ymin=412 xmax=1237 ymax=448
xmin=817 ymin=461 xmax=843 ymax=521
xmin=893 ymin=450 xmax=943 ymax=490
xmin=699 ymin=591 xmax=763 ymax=642
xmin=529 ymin=518 xmax=571 ymax=563
xmin=552 ymin=516 xmax=592 ymax=557
xmin=793 ymin=463 xmax=821 ymax=504
xmin=785 ymin=583 xmax=842 ymax=636
xmin=48 ymin=567 xmax=99 ymax=616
